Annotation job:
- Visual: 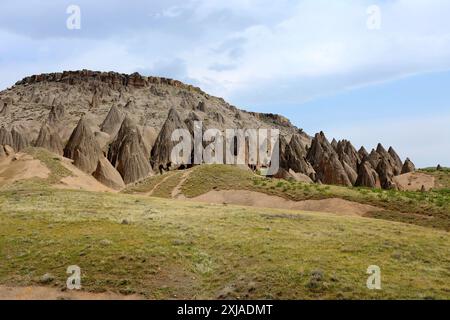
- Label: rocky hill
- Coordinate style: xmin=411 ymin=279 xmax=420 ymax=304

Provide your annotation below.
xmin=0 ymin=70 xmax=415 ymax=189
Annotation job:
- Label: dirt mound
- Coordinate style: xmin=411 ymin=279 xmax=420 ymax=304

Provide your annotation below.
xmin=0 ymin=152 xmax=50 ymax=186
xmin=192 ymin=190 xmax=379 ymax=216
xmin=57 ymin=158 xmax=114 ymax=192
xmin=393 ymin=172 xmax=435 ymax=191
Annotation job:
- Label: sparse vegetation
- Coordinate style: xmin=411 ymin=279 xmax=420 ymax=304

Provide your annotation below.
xmin=176 ymin=165 xmax=450 ymax=230
xmin=0 ymin=188 xmax=449 ymax=299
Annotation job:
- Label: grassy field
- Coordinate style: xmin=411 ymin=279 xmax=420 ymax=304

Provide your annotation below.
xmin=420 ymin=167 xmax=450 ymax=189
xmin=0 ymin=187 xmax=449 ymax=299
xmin=177 ymin=165 xmax=450 ymax=231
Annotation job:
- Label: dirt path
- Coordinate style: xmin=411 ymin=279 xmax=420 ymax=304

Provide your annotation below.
xmin=171 ymin=170 xmax=192 ymax=200
xmin=191 ymin=190 xmax=380 ymax=216
xmin=0 ymin=285 xmax=143 ymax=300
xmin=146 ymin=173 xmax=175 ymax=196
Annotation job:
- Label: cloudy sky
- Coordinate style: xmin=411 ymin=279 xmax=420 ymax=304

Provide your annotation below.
xmin=1 ymin=0 xmax=449 ymax=167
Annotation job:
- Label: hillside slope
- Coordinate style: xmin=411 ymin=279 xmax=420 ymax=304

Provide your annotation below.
xmin=0 ymin=187 xmax=449 ymax=299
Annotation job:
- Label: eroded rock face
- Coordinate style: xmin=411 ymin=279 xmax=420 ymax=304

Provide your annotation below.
xmin=35 ymin=124 xmax=64 ymax=155
xmin=100 ymin=105 xmax=123 ymax=136
xmin=48 ymin=104 xmax=65 ymax=125
xmin=63 ymin=117 xmax=103 ymax=174
xmin=336 ymin=139 xmax=360 ymax=172
xmin=355 ymin=161 xmax=381 ymax=188
xmin=0 ymin=127 xmax=13 ymax=147
xmin=306 ymin=132 xmax=352 ymax=186
xmin=376 ymin=158 xmax=398 ymax=190
xmin=283 ymin=134 xmax=316 ymax=180
xmin=388 ymin=147 xmax=403 ymax=175
xmin=402 ymin=158 xmax=416 ymax=174
xmin=11 ymin=127 xmax=30 ymax=151
xmin=151 ymin=108 xmax=190 ymax=171
xmin=358 ymin=146 xmax=369 ymax=160
xmin=93 ymin=156 xmax=125 ymax=190
xmin=108 ymin=116 xmax=152 ymax=184
xmin=0 ymin=145 xmax=7 ymax=159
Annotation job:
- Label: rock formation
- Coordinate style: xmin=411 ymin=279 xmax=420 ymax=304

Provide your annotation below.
xmin=48 ymin=104 xmax=65 ymax=125
xmin=358 ymin=146 xmax=369 ymax=160
xmin=306 ymin=132 xmax=352 ymax=186
xmin=108 ymin=116 xmax=152 ymax=184
xmin=336 ymin=139 xmax=360 ymax=172
xmin=388 ymin=147 xmax=403 ymax=175
xmin=151 ymin=108 xmax=190 ymax=171
xmin=0 ymin=127 xmax=14 ymax=147
xmin=100 ymin=105 xmax=124 ymax=136
xmin=63 ymin=117 xmax=103 ymax=174
xmin=34 ymin=124 xmax=64 ymax=155
xmin=11 ymin=127 xmax=30 ymax=151
xmin=376 ymin=157 xmax=397 ymax=190
xmin=93 ymin=157 xmax=125 ymax=190
xmin=0 ymin=145 xmax=6 ymax=159
xmin=355 ymin=161 xmax=381 ymax=188
xmin=401 ymin=158 xmax=416 ymax=174
xmin=282 ymin=134 xmax=316 ymax=179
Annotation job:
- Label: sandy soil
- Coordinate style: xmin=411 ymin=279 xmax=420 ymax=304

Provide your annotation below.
xmin=0 ymin=285 xmax=142 ymax=300
xmin=56 ymin=159 xmax=115 ymax=193
xmin=192 ymin=190 xmax=379 ymax=216
xmin=0 ymin=153 xmax=50 ymax=186
xmin=393 ymin=172 xmax=435 ymax=191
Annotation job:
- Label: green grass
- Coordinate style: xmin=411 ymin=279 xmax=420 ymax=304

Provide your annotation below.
xmin=178 ymin=165 xmax=450 ymax=231
xmin=0 ymin=188 xmax=449 ymax=299
xmin=420 ymin=168 xmax=450 ymax=190
xmin=22 ymin=147 xmax=72 ymax=184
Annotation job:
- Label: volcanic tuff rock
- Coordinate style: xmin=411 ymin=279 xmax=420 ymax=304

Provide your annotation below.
xmin=151 ymin=108 xmax=190 ymax=172
xmin=0 ymin=127 xmax=14 ymax=147
xmin=47 ymin=104 xmax=65 ymax=125
xmin=355 ymin=161 xmax=381 ymax=188
xmin=376 ymin=157 xmax=398 ymax=190
xmin=282 ymin=134 xmax=316 ymax=180
xmin=11 ymin=127 xmax=30 ymax=151
xmin=358 ymin=146 xmax=369 ymax=160
xmin=306 ymin=132 xmax=352 ymax=186
xmin=64 ymin=117 xmax=103 ymax=174
xmin=93 ymin=156 xmax=125 ymax=190
xmin=402 ymin=158 xmax=416 ymax=174
xmin=388 ymin=147 xmax=403 ymax=175
xmin=336 ymin=139 xmax=360 ymax=172
xmin=0 ymin=70 xmax=417 ymax=190
xmin=0 ymin=145 xmax=6 ymax=159
xmin=100 ymin=105 xmax=123 ymax=136
xmin=108 ymin=116 xmax=152 ymax=183
xmin=34 ymin=124 xmax=64 ymax=155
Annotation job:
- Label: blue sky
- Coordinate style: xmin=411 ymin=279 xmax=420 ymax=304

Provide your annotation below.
xmin=0 ymin=0 xmax=449 ymax=167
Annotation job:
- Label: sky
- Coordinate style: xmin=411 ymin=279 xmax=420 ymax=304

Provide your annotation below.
xmin=0 ymin=0 xmax=449 ymax=167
